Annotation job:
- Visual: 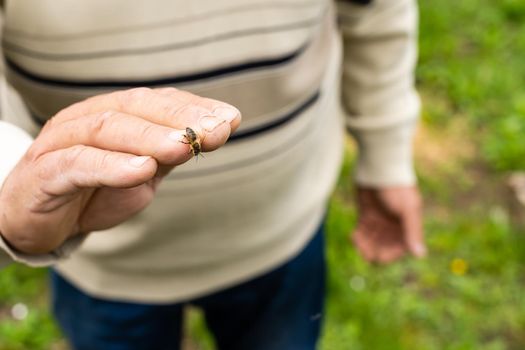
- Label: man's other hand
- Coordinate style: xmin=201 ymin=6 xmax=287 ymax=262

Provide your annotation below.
xmin=351 ymin=186 xmax=426 ymax=264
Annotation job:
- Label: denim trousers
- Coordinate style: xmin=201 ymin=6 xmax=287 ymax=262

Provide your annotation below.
xmin=50 ymin=224 xmax=326 ymax=350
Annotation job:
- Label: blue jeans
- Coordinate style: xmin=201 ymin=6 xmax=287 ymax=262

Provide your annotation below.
xmin=50 ymin=225 xmax=326 ymax=350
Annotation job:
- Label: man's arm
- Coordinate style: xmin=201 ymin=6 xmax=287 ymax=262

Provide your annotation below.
xmin=337 ymin=0 xmax=426 ymax=263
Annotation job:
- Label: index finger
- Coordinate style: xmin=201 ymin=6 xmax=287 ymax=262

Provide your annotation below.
xmin=58 ymin=87 xmax=241 ymax=132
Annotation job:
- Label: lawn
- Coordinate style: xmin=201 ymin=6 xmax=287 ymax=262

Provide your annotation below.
xmin=1 ymin=0 xmax=524 ymax=349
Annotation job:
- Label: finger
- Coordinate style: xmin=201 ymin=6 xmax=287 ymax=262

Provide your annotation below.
xmin=37 ymin=111 xmax=192 ymax=165
xmin=154 ymin=88 xmax=240 ymax=151
xmin=59 ymin=87 xmax=241 ymax=132
xmin=37 ymin=145 xmax=158 ymax=199
xmin=401 ymin=206 xmax=427 ymax=258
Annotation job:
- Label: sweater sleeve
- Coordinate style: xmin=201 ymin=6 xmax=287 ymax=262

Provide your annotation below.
xmin=337 ymin=0 xmax=420 ymax=187
xmin=0 ymin=121 xmax=86 ymax=268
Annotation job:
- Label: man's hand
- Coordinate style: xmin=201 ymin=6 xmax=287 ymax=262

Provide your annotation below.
xmin=0 ymin=87 xmax=241 ymax=254
xmin=351 ymin=185 xmax=426 ymax=264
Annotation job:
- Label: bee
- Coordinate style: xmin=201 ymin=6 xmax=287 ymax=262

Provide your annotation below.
xmin=181 ymin=127 xmax=202 ymax=157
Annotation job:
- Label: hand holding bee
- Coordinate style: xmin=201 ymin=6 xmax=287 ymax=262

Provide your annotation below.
xmin=0 ymin=87 xmax=240 ymax=254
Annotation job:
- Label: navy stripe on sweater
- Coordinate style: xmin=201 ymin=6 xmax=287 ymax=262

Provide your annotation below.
xmin=229 ymin=90 xmax=319 ymax=142
xmin=5 ymin=44 xmax=307 ymax=88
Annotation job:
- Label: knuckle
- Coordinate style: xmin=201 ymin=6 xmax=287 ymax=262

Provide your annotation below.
xmin=156 ymin=87 xmax=179 ymax=95
xmin=62 ymin=145 xmax=87 ymax=169
xmin=24 ymin=143 xmax=45 ymax=163
xmin=137 ymin=123 xmax=156 ymax=140
xmin=41 ymin=115 xmax=61 ymax=132
xmin=116 ymin=87 xmax=153 ymax=111
xmin=96 ymin=151 xmax=114 ymax=171
xmin=88 ymin=111 xmax=113 ymax=134
xmin=124 ymin=87 xmax=152 ymax=102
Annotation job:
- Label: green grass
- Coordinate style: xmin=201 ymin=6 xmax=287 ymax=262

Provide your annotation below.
xmin=417 ymin=0 xmax=525 ymax=171
xmin=0 ymin=267 xmax=64 ymax=350
xmin=320 ymin=180 xmax=525 ymax=350
xmin=1 ymin=0 xmax=525 ymax=349
xmin=318 ymin=1 xmax=525 ymax=348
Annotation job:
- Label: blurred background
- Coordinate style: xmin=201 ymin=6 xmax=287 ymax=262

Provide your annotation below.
xmin=1 ymin=0 xmax=524 ymax=349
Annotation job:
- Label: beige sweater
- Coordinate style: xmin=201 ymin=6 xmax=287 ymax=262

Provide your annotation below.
xmin=0 ymin=0 xmax=419 ymax=302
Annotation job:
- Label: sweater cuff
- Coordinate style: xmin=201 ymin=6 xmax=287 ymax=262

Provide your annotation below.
xmin=350 ymin=121 xmax=418 ymax=187
xmin=0 ymin=233 xmax=87 ymax=268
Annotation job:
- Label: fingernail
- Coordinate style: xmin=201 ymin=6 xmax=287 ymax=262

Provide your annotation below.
xmin=213 ymin=107 xmax=239 ymax=122
xmin=199 ymin=116 xmax=224 ymax=132
xmin=168 ymin=130 xmax=186 ymax=142
xmin=129 ymin=156 xmax=151 ymax=168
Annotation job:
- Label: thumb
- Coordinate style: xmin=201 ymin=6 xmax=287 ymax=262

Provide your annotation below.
xmin=401 ymin=205 xmax=427 ymax=258
xmin=378 ymin=186 xmax=427 ymax=258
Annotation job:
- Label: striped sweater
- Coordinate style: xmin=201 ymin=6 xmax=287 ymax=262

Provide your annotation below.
xmin=0 ymin=0 xmax=419 ymax=301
